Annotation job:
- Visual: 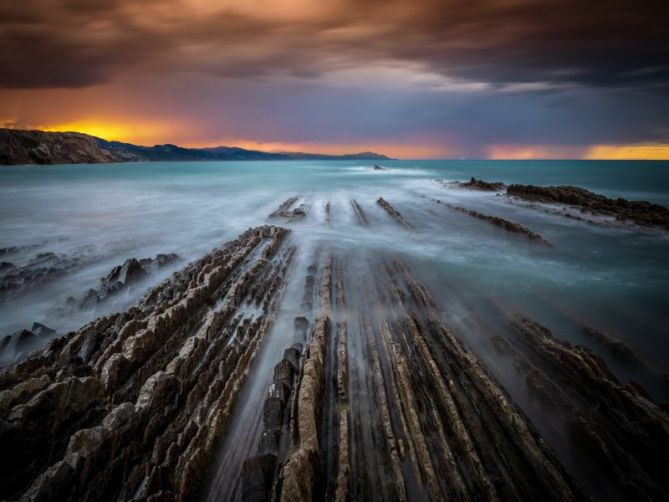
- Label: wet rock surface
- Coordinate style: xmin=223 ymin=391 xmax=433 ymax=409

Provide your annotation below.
xmin=433 ymin=198 xmax=552 ymax=244
xmin=456 ymin=177 xmax=505 ymax=191
xmin=1 ymin=194 xmax=667 ymax=502
xmin=376 ymin=197 xmax=414 ymax=230
xmin=269 ymin=197 xmax=310 ymax=222
xmin=492 ymin=319 xmax=669 ymax=500
xmin=69 ymin=253 xmax=180 ymax=310
xmin=210 ymin=247 xmax=590 ymax=502
xmin=0 ymin=247 xmax=109 ymax=301
xmin=0 ymin=323 xmax=58 ymax=366
xmin=507 ymin=184 xmax=669 ymax=229
xmin=350 ymin=200 xmax=369 ymax=226
xmin=0 ymin=226 xmax=294 ymax=501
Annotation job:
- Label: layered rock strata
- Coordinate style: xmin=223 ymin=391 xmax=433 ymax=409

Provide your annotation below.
xmin=72 ymin=253 xmax=180 ymax=309
xmin=222 ymin=250 xmax=588 ymax=501
xmin=491 ymin=319 xmax=669 ymax=500
xmin=0 ymin=248 xmax=104 ymax=300
xmin=269 ymin=197 xmax=310 ymax=222
xmin=456 ymin=177 xmax=505 ymax=191
xmin=433 ymin=199 xmax=551 ymax=244
xmin=507 ymin=184 xmax=669 ymax=229
xmin=350 ymin=200 xmax=369 ymax=226
xmin=376 ymin=197 xmax=414 ymax=230
xmin=0 ymin=226 xmax=294 ymax=501
xmin=0 ymin=323 xmax=57 ymax=366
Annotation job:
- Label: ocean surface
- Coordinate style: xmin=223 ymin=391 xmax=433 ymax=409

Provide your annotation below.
xmin=1 ymin=160 xmax=668 ymax=373
xmin=1 ymin=160 xmax=668 ymax=376
xmin=2 ymin=159 xmax=669 ymax=500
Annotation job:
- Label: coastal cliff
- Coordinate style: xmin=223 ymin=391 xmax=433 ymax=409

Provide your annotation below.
xmin=0 ymin=129 xmax=117 ymax=165
xmin=0 ymin=128 xmax=390 ymax=165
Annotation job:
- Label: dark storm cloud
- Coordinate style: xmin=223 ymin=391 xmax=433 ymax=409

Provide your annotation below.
xmin=1 ymin=0 xmax=667 ymax=90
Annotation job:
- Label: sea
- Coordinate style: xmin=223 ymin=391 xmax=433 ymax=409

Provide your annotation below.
xmin=1 ymin=159 xmax=668 ymax=384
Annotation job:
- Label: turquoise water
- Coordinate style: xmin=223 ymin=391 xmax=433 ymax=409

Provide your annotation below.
xmin=1 ymin=160 xmax=668 ymax=388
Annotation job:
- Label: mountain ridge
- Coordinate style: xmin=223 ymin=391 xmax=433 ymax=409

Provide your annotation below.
xmin=0 ymin=128 xmax=392 ymax=165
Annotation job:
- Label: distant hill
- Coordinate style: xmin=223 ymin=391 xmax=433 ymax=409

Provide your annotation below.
xmin=0 ymin=128 xmax=391 ymax=165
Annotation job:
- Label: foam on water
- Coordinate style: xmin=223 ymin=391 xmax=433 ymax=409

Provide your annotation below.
xmin=1 ymin=160 xmax=668 ymax=382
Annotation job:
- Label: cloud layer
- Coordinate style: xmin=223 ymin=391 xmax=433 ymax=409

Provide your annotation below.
xmin=1 ymin=0 xmax=668 ymax=157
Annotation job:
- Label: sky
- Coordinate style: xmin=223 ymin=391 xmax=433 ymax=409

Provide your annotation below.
xmin=1 ymin=0 xmax=668 ymax=159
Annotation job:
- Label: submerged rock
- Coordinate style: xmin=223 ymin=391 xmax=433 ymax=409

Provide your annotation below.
xmin=0 ymin=262 xmax=15 ymax=274
xmin=75 ymin=253 xmax=180 ymax=309
xmin=0 ymin=323 xmax=57 ymax=365
xmin=376 ymin=197 xmax=414 ymax=230
xmin=0 ymin=248 xmax=107 ymax=300
xmin=269 ymin=197 xmax=310 ymax=222
xmin=350 ymin=199 xmax=369 ymax=226
xmin=31 ymin=323 xmax=56 ymax=338
xmin=433 ymin=199 xmax=552 ymax=244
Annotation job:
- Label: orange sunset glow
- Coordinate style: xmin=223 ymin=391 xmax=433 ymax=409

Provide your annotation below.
xmin=1 ymin=0 xmax=667 ymax=159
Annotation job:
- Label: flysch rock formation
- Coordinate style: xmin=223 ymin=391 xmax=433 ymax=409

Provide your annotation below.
xmin=491 ymin=319 xmax=669 ymax=500
xmin=0 ymin=248 xmax=106 ymax=301
xmin=324 ymin=202 xmax=331 ymax=226
xmin=1 ymin=196 xmax=668 ymax=502
xmin=210 ymin=243 xmax=589 ymax=501
xmin=70 ymin=253 xmax=180 ymax=310
xmin=0 ymin=226 xmax=294 ymax=501
xmin=350 ymin=200 xmax=369 ymax=226
xmin=451 ymin=177 xmax=506 ymax=191
xmin=269 ymin=197 xmax=311 ymax=222
xmin=376 ymin=197 xmax=414 ymax=230
xmin=432 ymin=198 xmax=552 ymax=244
xmin=507 ymin=184 xmax=669 ymax=230
xmin=0 ymin=323 xmax=57 ymax=366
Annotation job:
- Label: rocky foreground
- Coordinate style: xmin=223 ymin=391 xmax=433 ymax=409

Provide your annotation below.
xmin=0 ymin=226 xmax=294 ymax=500
xmin=0 ymin=195 xmax=667 ymax=502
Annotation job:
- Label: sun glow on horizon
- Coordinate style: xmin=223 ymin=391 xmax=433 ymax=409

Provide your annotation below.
xmin=40 ymin=121 xmax=179 ymax=146
xmin=10 ymin=121 xmax=669 ymax=160
xmin=487 ymin=143 xmax=669 ymax=161
xmin=584 ymin=144 xmax=669 ymax=160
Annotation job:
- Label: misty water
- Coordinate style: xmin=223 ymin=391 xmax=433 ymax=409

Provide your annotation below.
xmin=1 ymin=160 xmax=669 ymax=499
xmin=2 ymin=160 xmax=668 ymax=370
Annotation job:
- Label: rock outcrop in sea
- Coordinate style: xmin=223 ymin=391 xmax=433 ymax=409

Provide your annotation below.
xmin=456 ymin=177 xmax=505 ymax=191
xmin=71 ymin=253 xmax=180 ymax=310
xmin=0 ymin=249 xmax=105 ymax=300
xmin=432 ymin=198 xmax=552 ymax=244
xmin=507 ymin=183 xmax=669 ymax=229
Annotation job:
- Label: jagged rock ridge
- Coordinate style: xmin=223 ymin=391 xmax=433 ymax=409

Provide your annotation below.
xmin=507 ymin=183 xmax=669 ymax=229
xmin=0 ymin=226 xmax=294 ymax=500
